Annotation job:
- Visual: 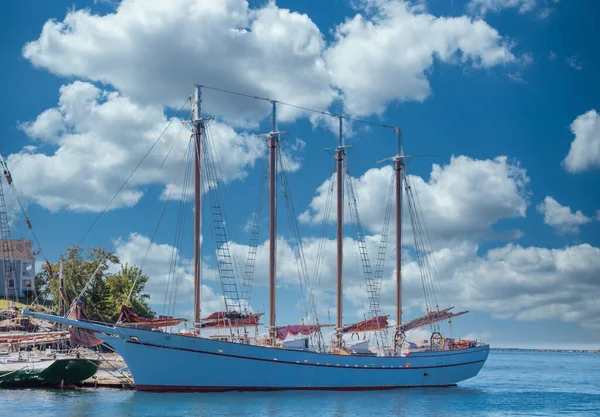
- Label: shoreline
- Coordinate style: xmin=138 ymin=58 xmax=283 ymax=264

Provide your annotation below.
xmin=491 ymin=348 xmax=599 ymax=353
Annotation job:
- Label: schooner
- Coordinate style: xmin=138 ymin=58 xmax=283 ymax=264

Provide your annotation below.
xmin=25 ymin=85 xmax=489 ymax=391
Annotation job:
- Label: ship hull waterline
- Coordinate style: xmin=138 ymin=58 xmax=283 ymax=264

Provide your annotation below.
xmin=23 ymin=310 xmax=488 ymax=392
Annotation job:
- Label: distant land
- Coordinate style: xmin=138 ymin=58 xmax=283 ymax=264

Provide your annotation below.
xmin=491 ymin=348 xmax=599 ymax=353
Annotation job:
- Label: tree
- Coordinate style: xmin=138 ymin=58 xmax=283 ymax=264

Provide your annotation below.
xmin=105 ymin=264 xmax=155 ymax=323
xmin=34 ymin=268 xmax=51 ymax=304
xmin=38 ymin=245 xmax=155 ymax=323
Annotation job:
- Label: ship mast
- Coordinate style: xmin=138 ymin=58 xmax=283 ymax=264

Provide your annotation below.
xmin=394 ymin=127 xmax=403 ymax=335
xmin=268 ymin=100 xmax=279 ymax=343
xmin=335 ymin=116 xmax=348 ymax=347
xmin=193 ymin=85 xmax=204 ymax=332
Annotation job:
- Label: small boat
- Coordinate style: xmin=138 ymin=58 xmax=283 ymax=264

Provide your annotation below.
xmin=0 ymin=351 xmax=99 ymax=388
xmin=24 ymin=84 xmax=489 ymax=391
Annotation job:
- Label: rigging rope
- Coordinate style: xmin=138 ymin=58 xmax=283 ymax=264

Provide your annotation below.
xmin=344 ymin=160 xmax=377 ymax=316
xmin=163 ymin=136 xmax=194 ymax=317
xmin=197 ymin=84 xmax=397 ymax=131
xmin=167 ymin=152 xmax=193 ymax=318
xmin=0 ymin=154 xmax=55 ymax=312
xmin=404 ymin=171 xmax=441 ymax=321
xmin=204 ymin=126 xmax=246 ymax=298
xmin=311 ymin=158 xmax=336 ymax=311
xmin=124 ymin=134 xmax=194 ymax=307
xmin=406 ymin=166 xmax=449 ymax=305
xmin=277 ymin=144 xmax=325 ymax=350
xmin=76 ymin=97 xmax=191 ymax=247
xmin=374 ymin=167 xmax=395 ymax=285
xmin=344 ymin=159 xmax=387 ymax=348
xmin=0 ymin=156 xmax=49 ymax=267
xmin=241 ymin=146 xmax=269 ymax=312
xmin=202 ymin=126 xmax=243 ymax=313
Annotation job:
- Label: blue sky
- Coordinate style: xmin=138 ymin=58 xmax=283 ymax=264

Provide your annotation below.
xmin=1 ymin=0 xmax=599 ymax=349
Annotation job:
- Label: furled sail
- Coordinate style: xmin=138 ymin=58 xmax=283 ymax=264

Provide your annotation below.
xmin=67 ymin=300 xmax=103 ymax=347
xmin=200 ymin=311 xmax=262 ymax=328
xmin=400 ymin=307 xmax=468 ymax=333
xmin=341 ymin=315 xmax=389 ymax=333
xmin=276 ymin=325 xmax=321 ymax=340
xmin=119 ymin=305 xmax=186 ymax=328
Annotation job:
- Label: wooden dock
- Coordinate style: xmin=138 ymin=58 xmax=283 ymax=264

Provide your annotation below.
xmin=81 ymin=369 xmax=134 ymax=389
xmin=79 ymin=351 xmax=134 ymax=389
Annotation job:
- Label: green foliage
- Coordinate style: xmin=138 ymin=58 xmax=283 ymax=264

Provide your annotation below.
xmin=36 ymin=245 xmax=155 ymax=323
xmin=34 ymin=268 xmax=51 ymax=302
xmin=105 ymin=263 xmax=155 ymax=323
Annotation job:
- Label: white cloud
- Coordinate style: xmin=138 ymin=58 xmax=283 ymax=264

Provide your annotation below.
xmin=537 ymin=196 xmax=592 ymax=234
xmin=113 ymin=232 xmax=341 ymax=320
xmin=22 ymin=0 xmax=336 ymax=127
xmin=19 ymin=108 xmax=64 ymax=141
xmin=563 ymin=109 xmax=600 ymax=173
xmin=290 ymin=138 xmax=306 ymax=152
xmin=239 ymin=231 xmax=600 ymax=332
xmin=113 ymin=226 xmax=600 ymax=332
xmin=325 ymin=0 xmax=515 ymax=115
xmin=300 ymin=155 xmax=529 ymax=245
xmin=0 ymin=165 xmax=23 ymax=227
xmin=309 ymin=114 xmax=356 ymax=139
xmin=346 ymin=240 xmax=600 ymax=331
xmin=114 ymin=232 xmax=223 ymax=316
xmin=10 ymin=81 xmax=269 ymax=212
xmin=160 ymin=132 xmax=304 ymax=202
xmin=466 ymin=0 xmax=559 ymax=18
xmin=448 ymin=243 xmax=600 ymax=330
xmin=508 ymin=72 xmax=525 ymax=83
xmin=461 ymin=331 xmax=492 ymax=342
xmin=22 ymin=0 xmax=526 ymax=120
xmin=278 ymin=139 xmax=304 ymax=173
xmin=467 ymin=0 xmax=536 ymax=16
xmin=566 ymin=55 xmax=583 ymax=71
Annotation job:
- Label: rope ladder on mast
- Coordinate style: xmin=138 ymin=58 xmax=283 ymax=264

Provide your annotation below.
xmin=202 ymin=125 xmax=243 ymax=314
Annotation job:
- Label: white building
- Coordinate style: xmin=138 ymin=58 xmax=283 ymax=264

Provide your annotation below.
xmin=0 ymin=238 xmax=36 ymax=299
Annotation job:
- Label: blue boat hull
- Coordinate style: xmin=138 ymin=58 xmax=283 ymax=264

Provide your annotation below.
xmin=101 ymin=328 xmax=489 ymax=391
xmin=21 ymin=311 xmax=488 ymax=391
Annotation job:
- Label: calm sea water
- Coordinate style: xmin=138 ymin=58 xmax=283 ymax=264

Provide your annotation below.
xmin=0 ymin=352 xmax=598 ymax=417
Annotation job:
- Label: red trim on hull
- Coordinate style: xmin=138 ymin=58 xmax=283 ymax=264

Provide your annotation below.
xmin=135 ymin=384 xmax=458 ymax=393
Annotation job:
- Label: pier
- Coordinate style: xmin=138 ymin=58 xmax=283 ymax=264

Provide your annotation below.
xmin=81 ymin=369 xmax=134 ymax=389
xmin=79 ymin=350 xmax=134 ymax=389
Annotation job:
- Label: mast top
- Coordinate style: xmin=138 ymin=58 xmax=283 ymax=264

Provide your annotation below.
xmin=376 ymin=127 xmax=437 ymax=165
xmin=338 ymin=116 xmax=344 ymax=148
xmin=193 ymin=85 xmax=202 ymax=122
xmin=191 ymin=85 xmax=214 ymax=127
xmin=394 ymin=126 xmax=403 ymax=158
xmin=328 ymin=116 xmax=354 ymax=154
xmin=271 ymin=100 xmax=278 ymax=133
